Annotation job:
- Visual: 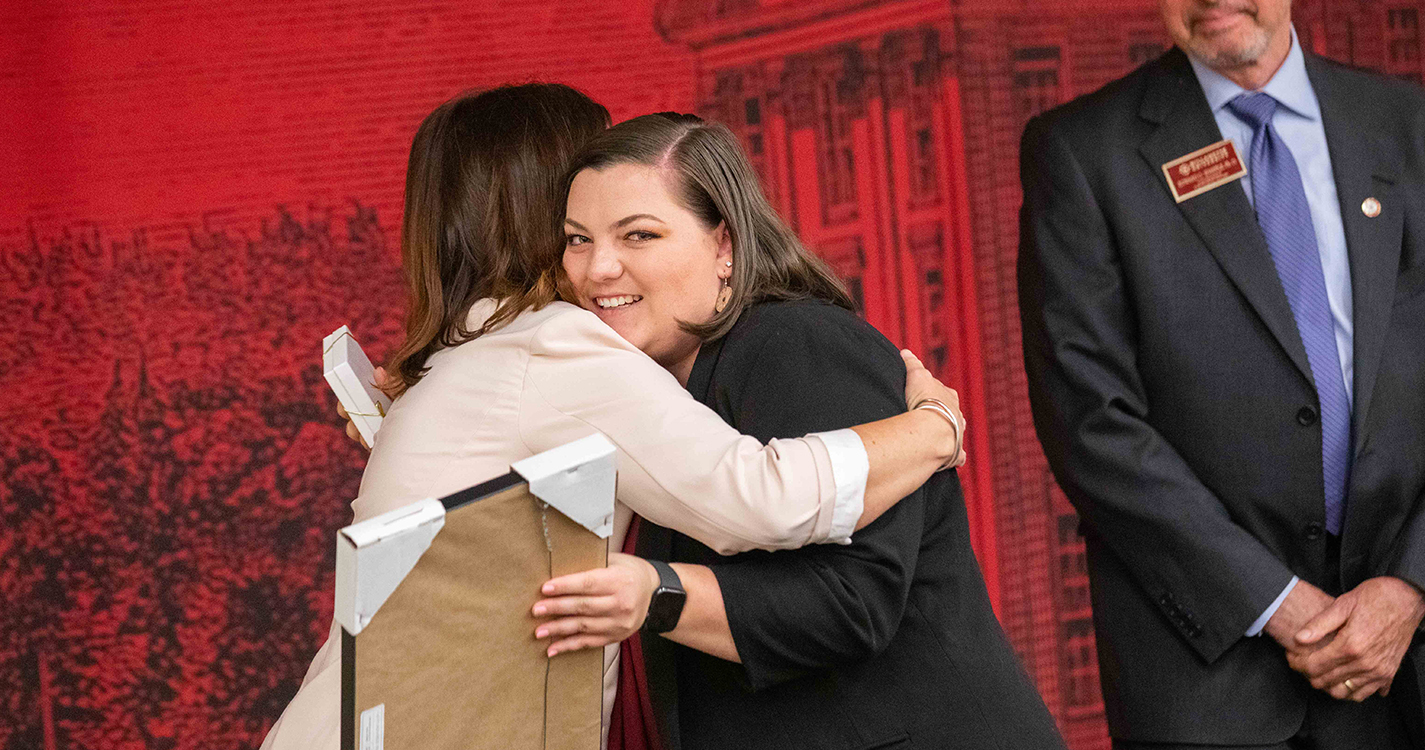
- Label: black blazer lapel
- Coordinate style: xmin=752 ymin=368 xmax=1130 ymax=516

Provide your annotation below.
xmin=1305 ymin=54 xmax=1405 ymax=454
xmin=1137 ymin=49 xmax=1316 ymax=388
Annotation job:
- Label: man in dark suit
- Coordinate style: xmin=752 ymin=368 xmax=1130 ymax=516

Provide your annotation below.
xmin=1018 ymin=0 xmax=1425 ymax=747
xmin=639 ymin=299 xmax=1066 ymax=750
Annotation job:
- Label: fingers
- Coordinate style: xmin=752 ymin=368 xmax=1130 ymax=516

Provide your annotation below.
xmin=1305 ymin=651 xmax=1399 ymax=695
xmin=537 ymin=560 xmax=652 ymax=612
xmin=540 ymin=569 xmax=609 ymax=597
xmin=900 ymin=349 xmax=965 ymax=412
xmin=1311 ymin=660 xmax=1375 ymax=692
xmin=1346 ymin=677 xmax=1386 ymax=702
xmin=532 ymin=587 xmax=638 ymax=656
xmin=1297 ymin=638 xmax=1360 ymax=682
xmin=535 ymin=615 xmax=619 ymax=642
xmin=1297 ymin=595 xmax=1354 ymax=646
xmin=532 ymin=595 xmax=617 ymax=619
xmin=374 ymin=365 xmax=390 ymax=389
xmin=1291 ymin=636 xmax=1385 ymax=702
xmin=1325 ymin=680 xmax=1352 ymax=701
xmin=339 ymin=403 xmax=371 ymax=449
xmin=1294 ymin=577 xmax=1425 ymax=703
xmin=1323 ymin=674 xmax=1387 ymax=702
xmin=546 ymin=633 xmax=616 ymax=657
xmin=344 ymin=419 xmax=370 ymax=450
xmin=532 ymin=586 xmax=637 ymax=657
xmin=900 ymin=349 xmax=925 ymax=372
xmin=1291 ymin=625 xmax=1399 ymax=699
xmin=533 ymin=559 xmax=654 ymax=656
xmin=1284 ymin=633 xmax=1334 ymax=673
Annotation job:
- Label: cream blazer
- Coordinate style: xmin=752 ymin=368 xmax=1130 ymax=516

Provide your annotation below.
xmin=260 ymin=299 xmax=868 ymax=750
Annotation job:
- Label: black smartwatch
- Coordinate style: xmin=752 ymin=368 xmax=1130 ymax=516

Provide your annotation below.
xmin=642 ymin=560 xmax=687 ymax=634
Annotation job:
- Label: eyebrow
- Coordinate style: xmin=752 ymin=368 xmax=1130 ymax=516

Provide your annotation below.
xmin=564 ymin=214 xmax=668 ymax=232
xmin=614 ymin=213 xmax=665 ymax=229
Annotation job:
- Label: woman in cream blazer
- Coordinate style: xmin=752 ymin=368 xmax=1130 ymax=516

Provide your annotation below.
xmin=261 ymin=85 xmax=962 ymax=749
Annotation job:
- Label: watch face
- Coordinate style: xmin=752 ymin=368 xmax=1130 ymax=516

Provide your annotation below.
xmin=645 ymin=587 xmax=688 ymax=634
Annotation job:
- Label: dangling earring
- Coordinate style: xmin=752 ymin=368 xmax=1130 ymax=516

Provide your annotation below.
xmin=715 ymin=262 xmax=733 ymax=313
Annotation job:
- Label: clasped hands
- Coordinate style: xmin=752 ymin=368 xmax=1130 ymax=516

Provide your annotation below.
xmin=1264 ymin=575 xmax=1425 ymax=702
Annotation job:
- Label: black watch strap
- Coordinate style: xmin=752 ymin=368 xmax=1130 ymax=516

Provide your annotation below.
xmin=643 ymin=560 xmax=687 ymax=635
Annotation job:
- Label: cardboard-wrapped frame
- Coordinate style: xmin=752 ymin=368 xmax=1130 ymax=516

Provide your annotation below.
xmin=338 ymin=435 xmax=615 ymax=750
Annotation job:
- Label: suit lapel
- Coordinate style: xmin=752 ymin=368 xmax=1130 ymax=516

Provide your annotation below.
xmin=1305 ymin=55 xmax=1404 ymax=454
xmin=1137 ymin=49 xmax=1316 ymax=387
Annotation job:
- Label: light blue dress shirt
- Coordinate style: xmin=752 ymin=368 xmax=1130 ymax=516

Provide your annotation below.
xmin=1187 ymin=31 xmax=1354 ymax=637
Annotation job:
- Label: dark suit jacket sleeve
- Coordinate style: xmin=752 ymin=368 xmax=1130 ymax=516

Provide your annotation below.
xmin=1388 ymin=488 xmax=1425 ymax=592
xmin=704 ymin=309 xmax=925 ymax=691
xmin=1017 ymin=114 xmax=1296 ymax=663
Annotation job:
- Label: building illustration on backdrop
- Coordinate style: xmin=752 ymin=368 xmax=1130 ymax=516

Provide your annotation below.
xmin=6 ymin=1 xmax=1425 ymax=748
xmin=654 ymin=0 xmax=1425 ymax=746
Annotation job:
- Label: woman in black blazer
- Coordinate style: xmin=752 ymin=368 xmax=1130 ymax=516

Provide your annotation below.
xmin=541 ymin=114 xmax=1065 ymax=750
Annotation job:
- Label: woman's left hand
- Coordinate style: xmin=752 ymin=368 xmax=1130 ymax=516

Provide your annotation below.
xmin=900 ymin=349 xmax=968 ymax=469
xmin=532 ymin=553 xmax=660 ymax=657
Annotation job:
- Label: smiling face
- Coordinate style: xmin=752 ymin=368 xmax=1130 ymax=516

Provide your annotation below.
xmin=1161 ymin=0 xmax=1291 ymax=73
xmin=562 ymin=162 xmax=732 ymax=385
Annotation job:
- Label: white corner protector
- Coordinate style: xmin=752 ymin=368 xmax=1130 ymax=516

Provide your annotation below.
xmin=335 ymin=498 xmax=446 ymax=635
xmin=323 ymin=325 xmax=392 ymax=447
xmin=511 ymin=433 xmax=617 ymax=539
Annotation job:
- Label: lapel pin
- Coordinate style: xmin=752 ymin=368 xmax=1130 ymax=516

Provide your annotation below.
xmin=1362 ymin=197 xmax=1381 ymax=218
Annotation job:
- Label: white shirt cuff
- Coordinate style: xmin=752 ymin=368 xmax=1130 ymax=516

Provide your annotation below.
xmin=809 ymin=428 xmax=868 ymax=545
xmin=1247 ymin=576 xmax=1299 ymax=637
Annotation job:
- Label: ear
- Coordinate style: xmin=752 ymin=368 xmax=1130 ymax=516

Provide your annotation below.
xmin=714 ymin=222 xmax=734 ymax=277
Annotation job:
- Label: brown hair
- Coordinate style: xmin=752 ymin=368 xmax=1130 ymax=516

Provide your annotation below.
xmin=385 ymin=83 xmax=610 ymax=397
xmin=561 ymin=113 xmax=853 ymax=342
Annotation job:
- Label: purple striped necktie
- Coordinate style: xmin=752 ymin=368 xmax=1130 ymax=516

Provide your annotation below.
xmin=1227 ymin=92 xmax=1351 ymax=535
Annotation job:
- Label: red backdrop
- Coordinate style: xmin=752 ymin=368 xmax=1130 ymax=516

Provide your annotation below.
xmin=3 ymin=1 xmax=1420 ymax=748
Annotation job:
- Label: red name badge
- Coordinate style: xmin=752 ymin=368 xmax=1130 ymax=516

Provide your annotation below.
xmin=1162 ymin=139 xmax=1247 ymax=203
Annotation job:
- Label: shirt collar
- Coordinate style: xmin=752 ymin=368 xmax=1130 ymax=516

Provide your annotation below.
xmin=1188 ymin=27 xmax=1320 ymax=121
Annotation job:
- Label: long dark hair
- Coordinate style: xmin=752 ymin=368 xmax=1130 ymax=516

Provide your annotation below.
xmin=560 ymin=113 xmax=853 ymax=342
xmin=385 ymin=83 xmax=610 ymax=396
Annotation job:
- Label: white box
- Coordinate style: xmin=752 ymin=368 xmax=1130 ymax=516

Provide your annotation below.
xmin=323 ymin=326 xmax=392 ymax=446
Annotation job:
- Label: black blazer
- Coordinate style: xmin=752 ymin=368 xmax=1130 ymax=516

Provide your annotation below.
xmin=636 ymin=300 xmax=1065 ymax=750
xmin=1018 ymin=48 xmax=1425 ymax=745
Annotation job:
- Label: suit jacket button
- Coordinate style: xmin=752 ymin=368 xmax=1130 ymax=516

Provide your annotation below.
xmin=1305 ymin=522 xmax=1325 ymax=540
xmin=1297 ymin=406 xmax=1318 ymax=426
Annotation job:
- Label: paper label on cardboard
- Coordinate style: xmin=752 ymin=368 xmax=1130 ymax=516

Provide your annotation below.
xmin=360 ymin=704 xmax=384 ymax=750
xmin=1162 ymin=139 xmax=1247 ymax=203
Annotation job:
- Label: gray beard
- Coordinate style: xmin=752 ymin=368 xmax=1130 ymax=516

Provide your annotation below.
xmin=1188 ymin=26 xmax=1273 ymax=70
